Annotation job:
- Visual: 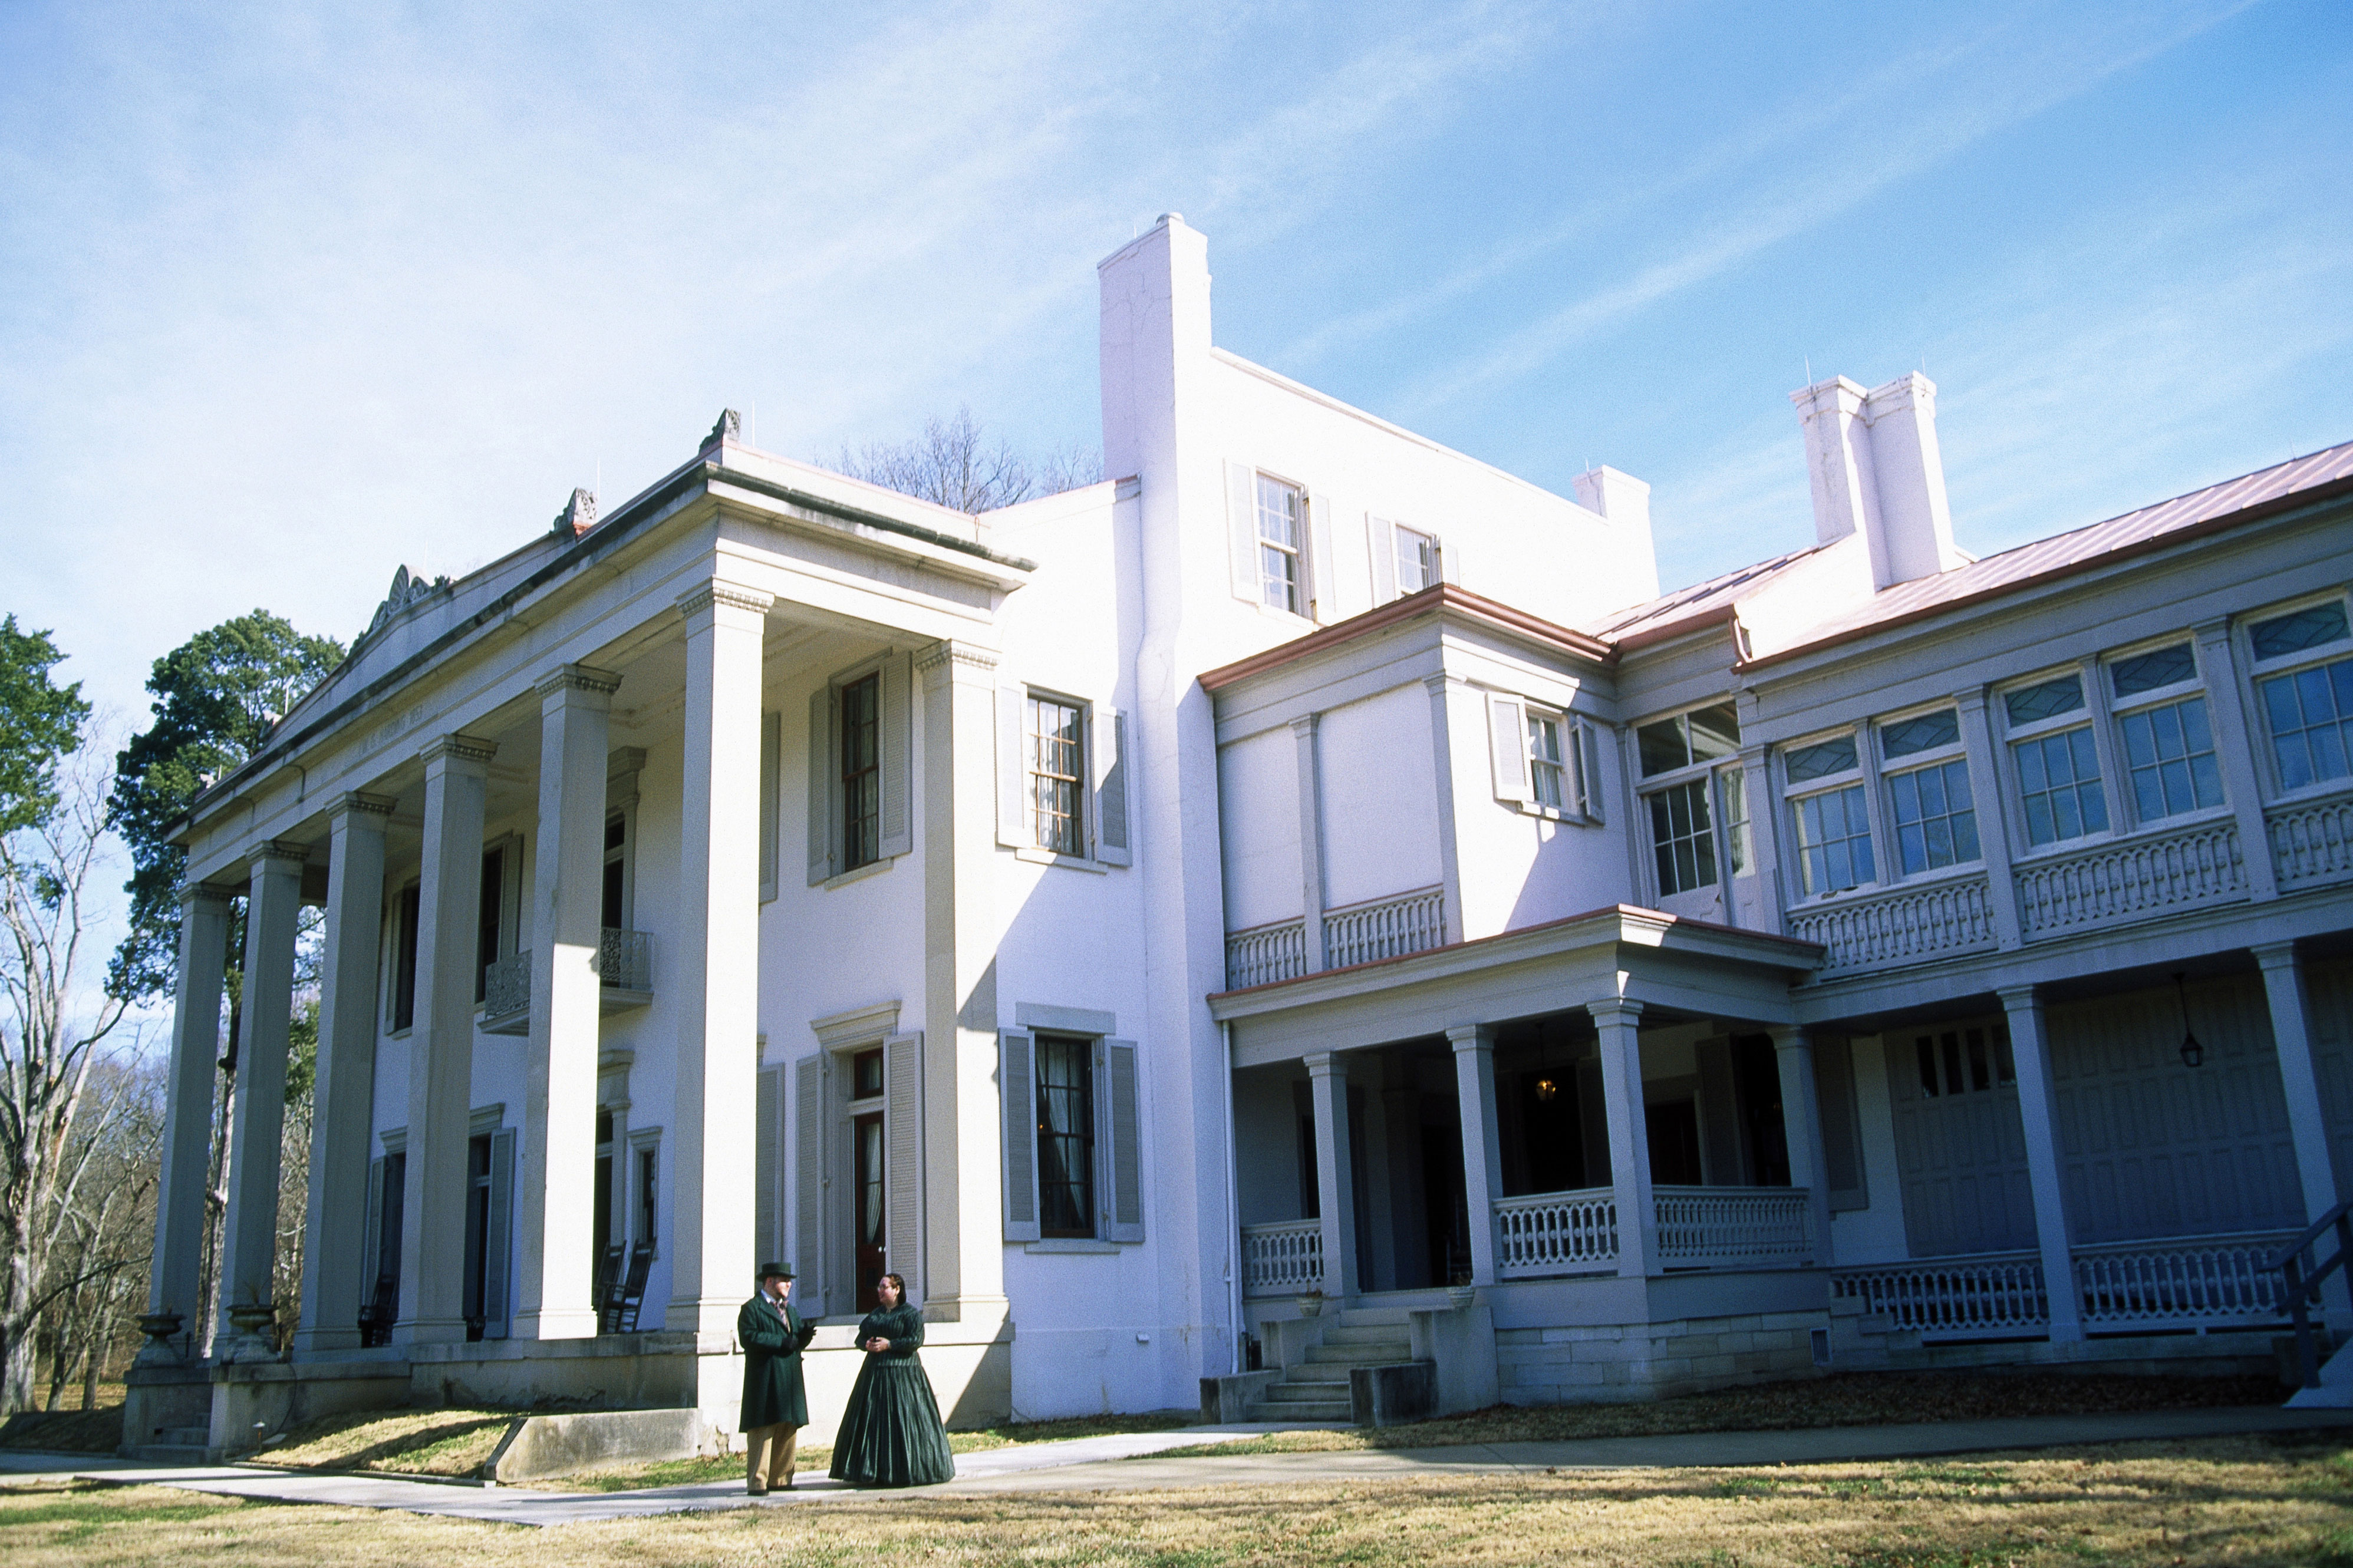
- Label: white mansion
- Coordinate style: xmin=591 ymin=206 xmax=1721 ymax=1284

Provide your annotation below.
xmin=131 ymin=216 xmax=2353 ymax=1453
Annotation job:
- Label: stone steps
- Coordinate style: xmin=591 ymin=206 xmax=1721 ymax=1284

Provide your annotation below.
xmin=1246 ymin=1313 xmax=1419 ymax=1425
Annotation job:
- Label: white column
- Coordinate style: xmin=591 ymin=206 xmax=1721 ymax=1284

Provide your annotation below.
xmin=293 ymin=795 xmax=391 ymax=1355
xmin=216 ymin=839 xmax=306 ymax=1360
xmin=666 ymin=583 xmax=770 ymax=1336
xmin=1997 ymin=985 xmax=2082 ymax=1342
xmin=918 ymin=640 xmax=1009 ymax=1322
xmin=1291 ymin=714 xmax=1327 ymax=971
xmin=2255 ymin=942 xmax=2341 ymax=1223
xmin=510 ymin=665 xmax=618 ymax=1340
xmin=1955 ymin=690 xmax=2025 ymax=949
xmin=1304 ymin=1052 xmax=1359 ymax=1300
xmin=1589 ymin=998 xmax=1654 ymax=1279
xmin=1769 ymin=1026 xmax=1833 ymax=1265
xmin=1447 ymin=1025 xmax=1502 ymax=1286
xmin=2196 ymin=618 xmax=2281 ymax=902
xmin=141 ymin=886 xmax=231 ymax=1360
xmin=396 ymin=736 xmax=496 ymax=1345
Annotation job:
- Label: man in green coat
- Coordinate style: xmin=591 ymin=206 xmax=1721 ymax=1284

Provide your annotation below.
xmin=740 ymin=1262 xmax=812 ymax=1494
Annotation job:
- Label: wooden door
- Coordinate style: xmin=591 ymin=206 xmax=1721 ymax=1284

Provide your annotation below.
xmin=853 ymin=1111 xmax=885 ymax=1313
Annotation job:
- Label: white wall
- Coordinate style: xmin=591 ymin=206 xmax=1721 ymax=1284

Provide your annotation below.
xmin=1317 ymin=685 xmax=1441 ymax=910
xmin=1217 ymin=729 xmax=1301 ymax=932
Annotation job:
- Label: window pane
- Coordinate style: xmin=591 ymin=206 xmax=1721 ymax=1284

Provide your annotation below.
xmin=1646 ymin=780 xmax=1716 ymax=895
xmin=1026 ymin=696 xmax=1086 ymax=855
xmin=1035 ymin=1035 xmax=1095 ymax=1237
xmin=1396 ymin=527 xmax=1436 ymax=593
xmin=2110 ymin=643 xmax=2196 ymax=697
xmin=1881 ymin=709 xmax=1959 ymax=759
xmin=1637 ymin=718 xmax=1691 ymax=777
xmin=1887 ymin=760 xmax=1975 ymax=874
xmin=1254 ymin=476 xmax=1303 ymax=614
xmin=2250 ymin=602 xmax=2351 ymax=659
xmin=2005 ymin=675 xmax=2085 ymax=727
xmin=1794 ymin=783 xmax=1873 ymax=893
xmin=2120 ymin=696 xmax=2223 ymax=820
xmin=2015 ymin=727 xmax=2105 ymax=846
xmin=1687 ymin=702 xmax=1741 ymax=761
xmin=2258 ymin=655 xmax=2353 ymax=790
xmin=841 ymin=672 xmax=881 ymax=870
xmin=1785 ymin=736 xmax=1858 ymax=783
xmin=1527 ymin=716 xmax=1564 ymax=808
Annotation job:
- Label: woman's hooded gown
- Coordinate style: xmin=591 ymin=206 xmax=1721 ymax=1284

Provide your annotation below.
xmin=828 ymin=1304 xmax=954 ymax=1487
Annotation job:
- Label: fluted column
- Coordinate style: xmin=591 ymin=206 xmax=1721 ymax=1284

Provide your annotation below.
xmin=216 ymin=840 xmax=307 ymax=1360
xmin=1768 ymin=1026 xmax=1833 ymax=1266
xmin=666 ymin=582 xmax=771 ymax=1336
xmin=1998 ymin=985 xmax=2081 ymax=1341
xmin=1304 ymin=1051 xmax=1358 ymax=1300
xmin=141 ymin=885 xmax=231 ymax=1361
xmin=515 ymin=665 xmax=619 ymax=1340
xmin=1447 ymin=1025 xmax=1502 ymax=1286
xmin=396 ymin=735 xmax=496 ymax=1345
xmin=1589 ymin=998 xmax=1653 ymax=1279
xmin=293 ymin=795 xmax=391 ymax=1355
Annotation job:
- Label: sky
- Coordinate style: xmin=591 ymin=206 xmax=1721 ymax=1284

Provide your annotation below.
xmin=4 ymin=0 xmax=2350 ymax=741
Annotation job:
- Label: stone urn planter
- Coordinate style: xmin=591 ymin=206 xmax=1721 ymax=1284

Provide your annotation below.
xmin=1295 ymin=1292 xmax=1324 ymax=1318
xmin=1445 ymin=1285 xmax=1477 ymax=1311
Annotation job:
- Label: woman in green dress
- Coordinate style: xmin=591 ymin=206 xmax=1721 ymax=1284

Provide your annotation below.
xmin=829 ymin=1273 xmax=954 ymax=1487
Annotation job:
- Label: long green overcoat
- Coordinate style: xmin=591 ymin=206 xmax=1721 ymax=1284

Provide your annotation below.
xmin=737 ymin=1292 xmax=809 ymax=1430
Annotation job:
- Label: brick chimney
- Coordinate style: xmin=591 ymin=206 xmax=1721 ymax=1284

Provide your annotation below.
xmin=1790 ymin=371 xmax=1963 ymax=590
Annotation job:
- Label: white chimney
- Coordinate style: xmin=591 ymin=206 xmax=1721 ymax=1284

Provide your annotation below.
xmin=1790 ymin=371 xmax=1963 ymax=590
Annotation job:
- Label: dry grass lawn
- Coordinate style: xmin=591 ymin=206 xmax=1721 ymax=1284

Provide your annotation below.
xmin=5 ymin=1434 xmax=2352 ymax=1566
xmin=249 ymin=1408 xmax=526 ymax=1477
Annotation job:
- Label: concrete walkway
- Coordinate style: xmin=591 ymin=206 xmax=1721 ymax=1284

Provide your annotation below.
xmin=29 ymin=1405 xmax=2353 ymax=1527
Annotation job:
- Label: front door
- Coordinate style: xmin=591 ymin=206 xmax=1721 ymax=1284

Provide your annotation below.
xmin=853 ymin=1110 xmax=885 ymax=1313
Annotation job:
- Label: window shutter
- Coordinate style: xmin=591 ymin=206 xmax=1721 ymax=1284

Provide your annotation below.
xmin=1815 ymin=1036 xmax=1868 ymax=1213
xmin=1488 ymin=692 xmax=1531 ymax=802
xmin=485 ymin=1128 xmax=515 ymax=1338
xmin=884 ymin=1034 xmax=924 ymax=1299
xmin=1095 ymin=708 xmax=1132 ymax=866
xmin=1577 ymin=719 xmax=1607 ymax=823
xmin=759 ymin=711 xmax=780 ymax=902
xmin=1368 ymin=515 xmax=1398 ymax=603
xmin=806 ymin=688 xmax=834 ymax=885
xmin=996 ymin=685 xmax=1026 ymax=848
xmin=1305 ymin=493 xmax=1336 ymax=622
xmin=1101 ymin=1038 xmax=1145 ymax=1242
xmin=362 ymin=1157 xmax=385 ymax=1309
xmin=793 ymin=1055 xmax=826 ymax=1315
xmin=1436 ymin=534 xmax=1461 ymax=586
xmin=1227 ymin=461 xmax=1259 ymax=603
xmin=756 ymin=1063 xmax=783 ymax=1265
xmin=1000 ymin=1031 xmax=1040 ymax=1242
xmin=878 ymin=655 xmax=913 ymax=859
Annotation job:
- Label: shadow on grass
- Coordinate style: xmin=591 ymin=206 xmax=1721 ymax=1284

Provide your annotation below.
xmin=0 ymin=1405 xmax=123 ymax=1454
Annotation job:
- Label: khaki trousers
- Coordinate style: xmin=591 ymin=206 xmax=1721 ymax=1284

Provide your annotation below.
xmin=746 ymin=1423 xmax=800 ymax=1492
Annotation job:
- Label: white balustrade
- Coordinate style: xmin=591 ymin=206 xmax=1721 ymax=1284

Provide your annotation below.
xmin=1241 ymin=1220 xmax=1324 ymax=1297
xmin=2015 ymin=819 xmax=2246 ymax=940
xmin=1323 ymin=887 xmax=1446 ymax=970
xmin=2074 ymin=1233 xmax=2293 ymax=1329
xmin=1832 ymin=1255 xmax=2048 ymax=1336
xmin=1652 ymin=1186 xmax=1812 ymax=1267
xmin=1225 ymin=920 xmax=1306 ymax=991
xmin=2270 ymin=790 xmax=2353 ymax=892
xmin=1785 ymin=874 xmax=1997 ymax=975
xmin=1494 ymin=1187 xmax=1618 ymax=1279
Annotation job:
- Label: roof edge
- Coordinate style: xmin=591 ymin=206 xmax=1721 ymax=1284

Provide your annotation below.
xmin=1198 ymin=583 xmax=1616 ymax=693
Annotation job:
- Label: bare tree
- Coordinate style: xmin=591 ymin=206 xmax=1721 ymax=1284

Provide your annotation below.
xmin=1 ymin=748 xmax=131 ymax=1412
xmin=38 ymin=1049 xmax=159 ymax=1408
xmin=834 ymin=408 xmax=1100 ymax=514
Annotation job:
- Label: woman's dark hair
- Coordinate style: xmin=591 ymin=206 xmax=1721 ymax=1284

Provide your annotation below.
xmin=879 ymin=1272 xmax=908 ymax=1303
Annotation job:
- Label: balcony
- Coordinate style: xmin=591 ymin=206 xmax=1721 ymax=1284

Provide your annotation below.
xmin=1785 ymin=873 xmax=1998 ymax=977
xmin=1224 ymin=887 xmax=1448 ymax=991
xmin=480 ymin=928 xmax=655 ymax=1036
xmin=2014 ymin=817 xmax=2247 ymax=941
xmin=2269 ymin=787 xmax=2353 ymax=892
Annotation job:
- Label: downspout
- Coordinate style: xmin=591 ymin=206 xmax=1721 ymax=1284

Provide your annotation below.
xmin=1223 ymin=1019 xmax=1245 ymax=1374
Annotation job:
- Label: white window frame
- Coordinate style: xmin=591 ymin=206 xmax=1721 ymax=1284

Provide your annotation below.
xmin=1780 ymin=728 xmax=1878 ymax=900
xmin=1873 ymin=705 xmax=1982 ymax=883
xmin=996 ymin=684 xmax=1133 ymax=871
xmin=1488 ymin=691 xmax=1604 ymax=826
xmin=2242 ymin=591 xmax=2353 ymax=801
xmin=2100 ymin=634 xmax=2230 ymax=831
xmin=1633 ymin=701 xmax=1746 ymax=905
xmin=1997 ymin=663 xmax=2114 ymax=853
xmin=1255 ymin=473 xmax=1306 ymax=616
xmin=628 ymin=1126 xmax=662 ymax=1259
xmin=1394 ymin=524 xmax=1441 ymax=595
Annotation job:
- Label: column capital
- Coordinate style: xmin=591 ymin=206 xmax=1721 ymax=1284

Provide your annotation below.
xmin=251 ymin=838 xmax=311 ymax=870
xmin=420 ymin=734 xmax=497 ymax=773
xmin=1586 ymin=997 xmax=1644 ymax=1026
xmin=1768 ymin=1024 xmax=1812 ymax=1051
xmin=178 ymin=882 xmax=235 ymax=913
xmin=1995 ymin=983 xmax=2041 ymax=1012
xmin=1421 ymin=671 xmax=1465 ymax=696
xmin=2252 ymin=940 xmax=2301 ymax=973
xmin=1289 ymin=712 xmax=1320 ymax=740
xmin=1445 ymin=1023 xmax=1495 ymax=1052
xmin=675 ymin=581 xmax=774 ymax=623
xmin=535 ymin=663 xmax=622 ymax=704
xmin=1303 ymin=1050 xmax=1344 ymax=1076
xmin=329 ymin=791 xmax=396 ymax=826
xmin=914 ymin=639 xmax=998 ymax=684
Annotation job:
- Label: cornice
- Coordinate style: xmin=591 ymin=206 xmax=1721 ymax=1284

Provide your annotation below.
xmin=914 ymin=640 xmax=999 ymax=677
xmin=675 ymin=582 xmax=777 ymax=620
xmin=420 ymin=735 xmax=498 ymax=770
xmin=535 ymin=663 xmax=623 ymax=699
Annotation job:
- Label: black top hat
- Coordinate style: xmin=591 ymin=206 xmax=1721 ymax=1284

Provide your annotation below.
xmin=757 ymin=1262 xmax=795 ymax=1280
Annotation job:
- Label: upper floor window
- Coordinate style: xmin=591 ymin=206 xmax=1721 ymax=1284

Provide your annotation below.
xmin=1026 ymin=695 xmax=1087 ymax=857
xmin=602 ymin=811 xmax=629 ymax=927
xmin=2250 ymin=600 xmax=2353 ymax=793
xmin=1637 ymin=702 xmax=1739 ymax=777
xmin=1648 ymin=779 xmax=1716 ymax=896
xmin=1878 ymin=708 xmax=1978 ymax=876
xmin=1254 ymin=476 xmax=1304 ymax=615
xmin=2002 ymin=673 xmax=2108 ymax=847
xmin=1395 ymin=526 xmax=1440 ymax=594
xmin=1527 ymin=713 xmax=1568 ymax=809
xmin=841 ymin=671 xmax=881 ymax=871
xmin=2106 ymin=641 xmax=2223 ymax=821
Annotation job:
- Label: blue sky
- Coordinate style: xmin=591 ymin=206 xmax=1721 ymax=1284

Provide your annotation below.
xmin=4 ymin=0 xmax=2349 ymax=732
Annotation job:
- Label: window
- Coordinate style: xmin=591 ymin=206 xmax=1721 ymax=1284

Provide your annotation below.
xmin=1395 ymin=525 xmax=1439 ymax=593
xmin=1912 ymin=1024 xmax=2014 ymax=1099
xmin=851 ymin=1047 xmax=884 ymax=1101
xmin=1881 ymin=709 xmax=1959 ymax=760
xmin=1648 ymin=779 xmax=1716 ymax=895
xmin=2005 ymin=674 xmax=2085 ymax=727
xmin=2014 ymin=727 xmax=2108 ymax=844
xmin=840 ymin=672 xmax=881 ymax=871
xmin=1637 ymin=702 xmax=1739 ymax=777
xmin=1527 ymin=714 xmax=1568 ymax=809
xmin=2110 ymin=643 xmax=2196 ymax=697
xmin=1026 ymin=695 xmax=1086 ymax=856
xmin=1785 ymin=735 xmax=1858 ymax=783
xmin=2251 ymin=601 xmax=2351 ymax=660
xmin=474 ymin=846 xmax=504 ymax=1003
xmin=2118 ymin=699 xmax=2223 ymax=818
xmin=1794 ymin=784 xmax=1874 ymax=894
xmin=391 ymin=883 xmax=421 ymax=1032
xmin=1034 ymin=1034 xmax=1095 ymax=1237
xmin=636 ymin=1143 xmax=659 ymax=1253
xmin=2249 ymin=603 xmax=2353 ymax=794
xmin=1888 ymin=760 xmax=1979 ymax=874
xmin=601 ymin=813 xmax=628 ymax=928
xmin=1255 ymin=475 xmax=1304 ymax=615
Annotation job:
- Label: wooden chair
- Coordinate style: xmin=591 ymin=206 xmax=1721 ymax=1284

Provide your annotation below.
xmin=612 ymin=1244 xmax=655 ymax=1333
xmin=592 ymin=1244 xmax=625 ymax=1331
xmin=356 ymin=1273 xmax=398 ymax=1348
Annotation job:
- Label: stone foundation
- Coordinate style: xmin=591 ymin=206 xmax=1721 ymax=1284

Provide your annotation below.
xmin=1497 ymin=1309 xmax=1830 ymax=1405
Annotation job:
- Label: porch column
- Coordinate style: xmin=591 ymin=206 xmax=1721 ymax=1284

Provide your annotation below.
xmin=1291 ymin=714 xmax=1327 ymax=971
xmin=1446 ymin=1024 xmax=1503 ymax=1286
xmin=2196 ymin=619 xmax=2279 ymax=901
xmin=1768 ymin=1026 xmax=1833 ymax=1266
xmin=1996 ymin=985 xmax=2082 ymax=1341
xmin=142 ymin=885 xmax=231 ymax=1360
xmin=1955 ymin=691 xmax=2025 ymax=948
xmin=666 ymin=583 xmax=771 ymax=1336
xmin=1304 ymin=1052 xmax=1359 ymax=1300
xmin=396 ymin=735 xmax=496 ymax=1345
xmin=216 ymin=839 xmax=306 ymax=1361
xmin=293 ymin=795 xmax=391 ymax=1355
xmin=515 ymin=665 xmax=619 ymax=1340
xmin=1588 ymin=998 xmax=1654 ymax=1279
xmin=2254 ymin=942 xmax=2342 ymax=1222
